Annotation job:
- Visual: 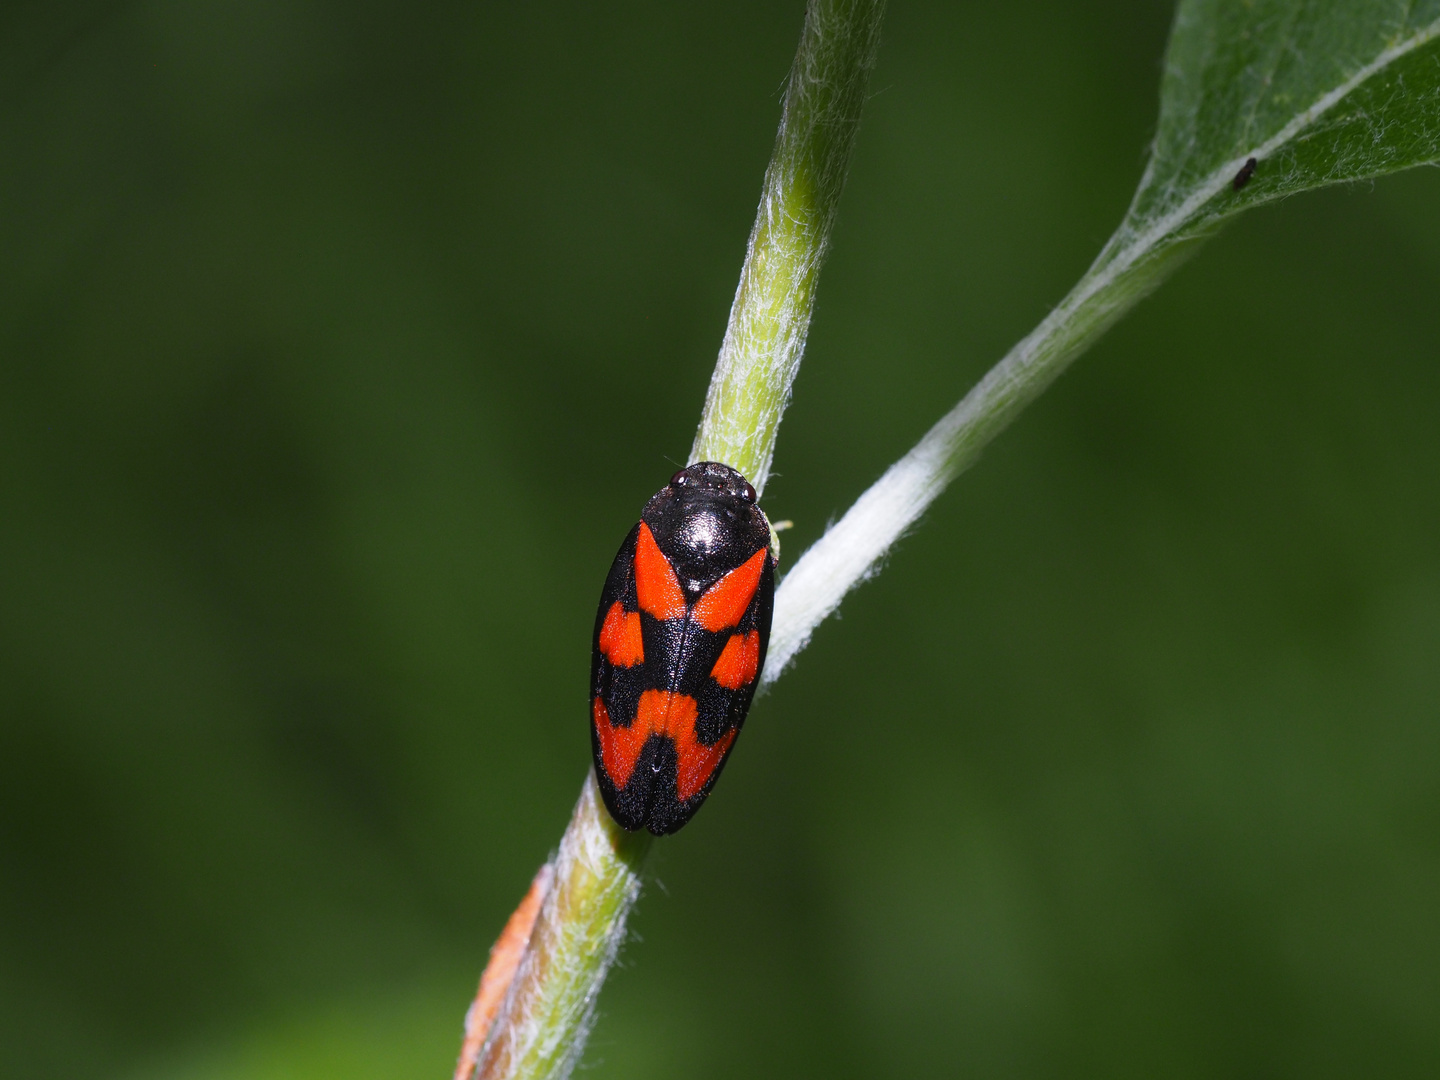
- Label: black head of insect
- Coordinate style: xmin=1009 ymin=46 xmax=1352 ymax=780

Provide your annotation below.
xmin=646 ymin=461 xmax=767 ymax=595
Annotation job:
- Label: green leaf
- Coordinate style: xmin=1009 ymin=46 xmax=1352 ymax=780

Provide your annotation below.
xmin=767 ymin=1 xmax=1440 ymax=678
xmin=1117 ymin=0 xmax=1440 ymax=256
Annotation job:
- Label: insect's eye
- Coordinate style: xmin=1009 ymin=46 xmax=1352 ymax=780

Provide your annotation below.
xmin=741 ymin=481 xmax=757 ymax=503
xmin=671 ymin=469 xmax=688 ymax=487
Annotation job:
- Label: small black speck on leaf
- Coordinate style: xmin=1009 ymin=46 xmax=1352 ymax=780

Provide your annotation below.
xmin=1232 ymin=157 xmax=1258 ymax=190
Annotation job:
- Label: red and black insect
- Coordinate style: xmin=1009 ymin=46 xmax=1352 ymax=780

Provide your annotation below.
xmin=590 ymin=461 xmax=775 ymax=834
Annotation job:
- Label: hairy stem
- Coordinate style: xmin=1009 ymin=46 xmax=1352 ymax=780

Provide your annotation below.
xmin=762 ymin=221 xmax=1201 ymax=678
xmin=691 ymin=0 xmax=886 ymax=492
xmin=461 ymin=4 xmax=885 ymax=1078
xmin=473 ymin=775 xmax=650 ymax=1080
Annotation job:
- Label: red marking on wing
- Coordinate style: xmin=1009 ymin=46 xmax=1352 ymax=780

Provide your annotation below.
xmin=596 ymin=689 xmax=727 ymax=801
xmin=598 ymin=601 xmax=644 ymax=667
xmin=637 ymin=689 xmax=696 ymax=737
xmin=692 ymin=547 xmax=767 ymax=632
xmin=710 ymin=630 xmax=761 ymax=690
xmin=595 ymin=697 xmax=645 ymax=790
xmin=634 ymin=522 xmax=686 ymax=620
xmin=673 ymin=723 xmax=736 ymax=801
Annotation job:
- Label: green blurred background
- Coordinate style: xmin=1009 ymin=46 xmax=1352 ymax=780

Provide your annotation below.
xmin=3 ymin=1 xmax=1439 ymax=1076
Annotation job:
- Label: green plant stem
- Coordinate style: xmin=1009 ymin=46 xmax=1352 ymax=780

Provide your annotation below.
xmin=467 ymin=5 xmax=885 ymax=1079
xmin=764 ymin=221 xmax=1200 ymax=677
xmin=475 ymin=774 xmax=650 ymax=1080
xmin=691 ymin=0 xmax=885 ymax=493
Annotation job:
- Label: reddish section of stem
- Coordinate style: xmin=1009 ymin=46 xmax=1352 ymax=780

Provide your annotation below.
xmin=455 ymin=865 xmax=554 ymax=1080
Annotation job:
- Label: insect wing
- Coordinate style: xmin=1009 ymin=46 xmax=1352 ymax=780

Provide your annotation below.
xmin=667 ymin=547 xmax=774 ymax=829
xmin=590 ymin=524 xmax=653 ymax=829
xmin=590 ymin=525 xmax=775 ymax=834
